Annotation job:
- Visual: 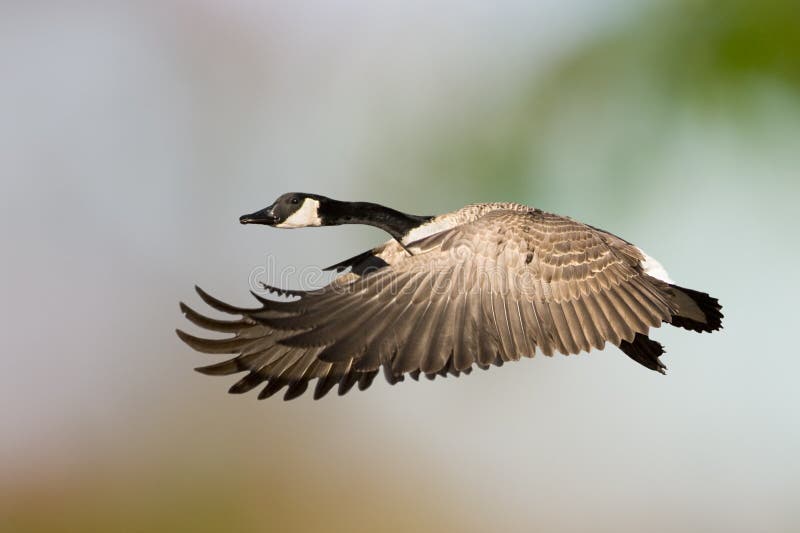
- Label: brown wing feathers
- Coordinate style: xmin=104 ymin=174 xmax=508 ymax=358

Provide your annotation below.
xmin=178 ymin=286 xmax=361 ymax=400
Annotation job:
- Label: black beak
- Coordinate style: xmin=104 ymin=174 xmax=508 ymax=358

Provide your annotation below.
xmin=239 ymin=205 xmax=278 ymax=225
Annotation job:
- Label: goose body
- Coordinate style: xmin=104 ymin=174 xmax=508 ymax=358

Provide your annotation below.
xmin=178 ymin=194 xmax=723 ymax=400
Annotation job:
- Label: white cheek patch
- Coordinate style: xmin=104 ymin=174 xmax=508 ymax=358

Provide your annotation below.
xmin=638 ymin=248 xmax=673 ymax=284
xmin=277 ymin=198 xmax=322 ymax=228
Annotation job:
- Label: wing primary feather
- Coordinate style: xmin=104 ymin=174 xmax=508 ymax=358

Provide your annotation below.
xmin=506 ymin=297 xmax=532 ymax=359
xmin=548 ymin=301 xmax=578 ymax=355
xmin=313 ymin=364 xmax=342 ymax=400
xmin=338 ymin=363 xmax=361 ymax=396
xmin=282 ymin=380 xmax=309 ymax=401
xmin=194 ymin=358 xmax=244 ymax=376
xmin=595 ymin=290 xmax=635 ymax=343
xmin=570 ymin=298 xmax=605 ymax=350
xmin=533 ymin=295 xmax=563 ymax=355
xmin=391 ymin=299 xmax=435 ymax=375
xmin=358 ymin=370 xmax=379 ymax=391
xmin=561 ymin=300 xmax=590 ymax=353
xmin=180 ymin=302 xmax=249 ymax=333
xmin=451 ymin=289 xmax=474 ymax=371
xmin=258 ymin=378 xmax=289 ymax=399
xmin=194 ymin=286 xmax=259 ymax=314
xmin=477 ymin=287 xmax=502 ymax=365
xmin=582 ymin=293 xmax=620 ymax=345
xmin=229 ymin=372 xmax=265 ymax=394
xmin=175 ymin=329 xmax=255 ymax=354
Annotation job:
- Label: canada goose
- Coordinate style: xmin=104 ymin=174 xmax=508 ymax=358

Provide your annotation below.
xmin=177 ymin=193 xmax=723 ymax=401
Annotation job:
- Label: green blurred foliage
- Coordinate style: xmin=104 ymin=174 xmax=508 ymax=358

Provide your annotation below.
xmin=657 ymin=0 xmax=800 ymax=97
xmin=416 ymin=0 xmax=800 ymax=201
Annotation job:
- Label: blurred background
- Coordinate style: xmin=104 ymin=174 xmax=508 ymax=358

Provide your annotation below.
xmin=2 ymin=1 xmax=799 ymax=531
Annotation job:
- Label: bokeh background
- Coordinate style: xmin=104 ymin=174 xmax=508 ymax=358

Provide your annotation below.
xmin=2 ymin=1 xmax=799 ymax=531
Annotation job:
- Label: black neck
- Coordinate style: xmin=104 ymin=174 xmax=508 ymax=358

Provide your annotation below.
xmin=322 ymin=199 xmax=432 ymax=241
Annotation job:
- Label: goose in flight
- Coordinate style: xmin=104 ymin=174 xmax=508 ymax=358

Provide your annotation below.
xmin=177 ymin=193 xmax=723 ymax=401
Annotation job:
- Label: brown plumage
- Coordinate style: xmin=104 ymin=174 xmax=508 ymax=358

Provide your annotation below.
xmin=177 ymin=199 xmax=723 ymax=401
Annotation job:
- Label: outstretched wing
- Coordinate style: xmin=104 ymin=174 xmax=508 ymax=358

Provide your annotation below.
xmin=178 ymin=286 xmax=386 ymax=401
xmin=177 ymin=240 xmax=456 ymax=401
xmin=178 ymin=209 xmax=678 ymax=400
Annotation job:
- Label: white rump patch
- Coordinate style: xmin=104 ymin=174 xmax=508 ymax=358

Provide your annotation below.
xmin=277 ymin=198 xmax=322 ymax=228
xmin=638 ymin=248 xmax=673 ymax=283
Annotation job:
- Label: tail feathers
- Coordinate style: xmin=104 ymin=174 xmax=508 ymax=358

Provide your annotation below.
xmin=618 ymin=333 xmax=667 ymax=374
xmin=668 ymin=284 xmax=723 ymax=333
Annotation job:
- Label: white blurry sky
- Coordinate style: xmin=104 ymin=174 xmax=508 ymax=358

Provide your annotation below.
xmin=1 ymin=1 xmax=799 ymax=532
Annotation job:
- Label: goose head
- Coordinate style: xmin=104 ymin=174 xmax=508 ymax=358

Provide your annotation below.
xmin=240 ymin=193 xmax=327 ymax=228
xmin=240 ymin=193 xmax=431 ymax=241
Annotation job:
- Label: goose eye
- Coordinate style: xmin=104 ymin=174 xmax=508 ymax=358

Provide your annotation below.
xmin=291 ymin=198 xmax=300 ymax=205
